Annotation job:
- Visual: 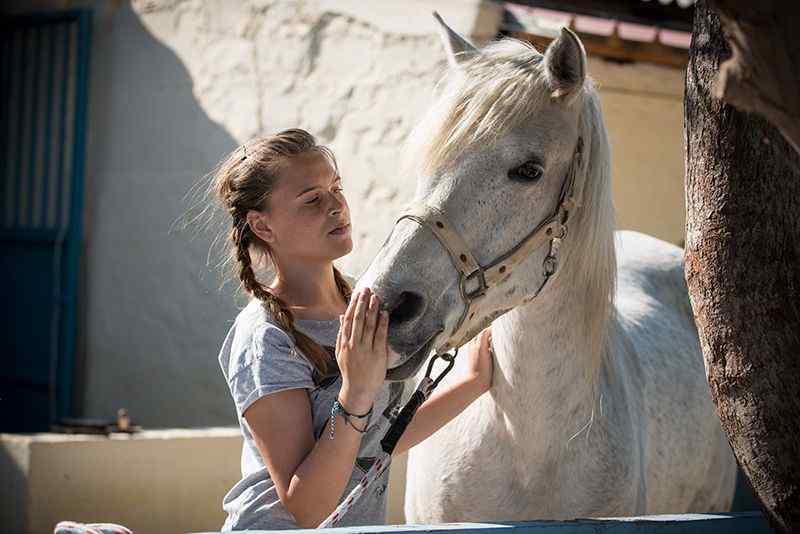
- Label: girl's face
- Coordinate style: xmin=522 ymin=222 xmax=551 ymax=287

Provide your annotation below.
xmin=257 ymin=151 xmax=353 ymax=263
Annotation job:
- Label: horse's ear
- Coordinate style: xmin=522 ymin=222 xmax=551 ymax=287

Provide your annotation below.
xmin=544 ymin=27 xmax=587 ymax=100
xmin=433 ymin=11 xmax=479 ymax=68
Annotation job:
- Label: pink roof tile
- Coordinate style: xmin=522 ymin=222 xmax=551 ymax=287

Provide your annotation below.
xmin=659 ymin=28 xmax=692 ymax=48
xmin=618 ymin=22 xmax=658 ymax=42
xmin=574 ymin=15 xmax=616 ymax=36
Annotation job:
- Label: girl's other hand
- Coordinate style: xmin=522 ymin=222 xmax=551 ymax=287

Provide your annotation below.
xmin=335 ymin=287 xmax=389 ymax=413
xmin=465 ymin=327 xmax=493 ymax=394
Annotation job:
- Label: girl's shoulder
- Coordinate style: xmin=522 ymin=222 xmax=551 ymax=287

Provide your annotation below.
xmin=237 ymin=298 xmax=295 ymax=342
xmin=220 ymin=299 xmax=306 ymax=380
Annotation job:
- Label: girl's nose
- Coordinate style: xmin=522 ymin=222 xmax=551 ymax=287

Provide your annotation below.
xmin=328 ymin=193 xmax=345 ymax=216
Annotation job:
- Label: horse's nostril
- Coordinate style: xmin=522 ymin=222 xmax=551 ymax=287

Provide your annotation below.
xmin=390 ymin=291 xmax=425 ymax=326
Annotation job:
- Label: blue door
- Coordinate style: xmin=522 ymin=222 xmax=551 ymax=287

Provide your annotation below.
xmin=0 ymin=10 xmax=92 ymax=432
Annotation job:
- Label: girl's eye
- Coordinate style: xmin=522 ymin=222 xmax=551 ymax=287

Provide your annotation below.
xmin=334 ymin=186 xmax=344 ymax=193
xmin=305 ymin=196 xmax=320 ymax=205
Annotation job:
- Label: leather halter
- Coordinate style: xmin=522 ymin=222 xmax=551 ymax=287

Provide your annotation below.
xmin=395 ymin=136 xmax=584 ymax=355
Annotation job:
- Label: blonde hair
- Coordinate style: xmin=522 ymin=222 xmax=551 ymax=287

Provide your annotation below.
xmin=210 ymin=128 xmax=352 ymax=376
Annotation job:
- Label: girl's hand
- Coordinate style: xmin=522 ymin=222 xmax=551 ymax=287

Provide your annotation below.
xmin=465 ymin=327 xmax=493 ymax=394
xmin=335 ymin=287 xmax=389 ymax=413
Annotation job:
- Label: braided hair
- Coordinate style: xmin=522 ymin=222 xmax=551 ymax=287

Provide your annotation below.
xmin=211 ymin=129 xmax=352 ymax=376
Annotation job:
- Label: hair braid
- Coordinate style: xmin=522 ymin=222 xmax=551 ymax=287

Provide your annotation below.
xmin=234 ymin=223 xmax=352 ymax=377
xmin=333 ymin=267 xmax=353 ymax=303
xmin=211 ymin=129 xmax=350 ymax=379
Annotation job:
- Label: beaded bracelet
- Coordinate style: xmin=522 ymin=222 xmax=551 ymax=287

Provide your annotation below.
xmin=329 ymin=398 xmax=373 ymax=440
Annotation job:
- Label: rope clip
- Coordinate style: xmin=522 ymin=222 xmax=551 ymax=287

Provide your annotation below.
xmin=426 ymin=348 xmax=458 ymax=389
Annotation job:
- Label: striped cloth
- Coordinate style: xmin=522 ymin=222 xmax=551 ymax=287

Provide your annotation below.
xmin=54 ymin=521 xmax=133 ymax=534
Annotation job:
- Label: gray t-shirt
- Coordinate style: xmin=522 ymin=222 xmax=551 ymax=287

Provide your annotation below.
xmin=218 ymin=297 xmax=406 ymax=531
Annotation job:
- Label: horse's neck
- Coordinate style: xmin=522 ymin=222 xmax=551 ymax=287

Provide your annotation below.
xmin=491 ymin=280 xmax=603 ymax=447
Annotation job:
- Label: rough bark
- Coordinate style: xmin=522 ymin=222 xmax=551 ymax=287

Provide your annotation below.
xmin=684 ymin=4 xmax=800 ymax=533
xmin=708 ymin=0 xmax=800 ymax=155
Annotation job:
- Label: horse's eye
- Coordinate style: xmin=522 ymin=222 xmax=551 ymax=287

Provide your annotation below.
xmin=508 ymin=161 xmax=544 ymax=183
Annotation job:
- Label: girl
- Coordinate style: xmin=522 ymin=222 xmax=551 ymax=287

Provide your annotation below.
xmin=211 ymin=128 xmax=493 ymax=530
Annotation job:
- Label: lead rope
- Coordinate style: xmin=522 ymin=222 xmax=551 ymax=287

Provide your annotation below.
xmin=317 ymin=350 xmax=457 ymax=528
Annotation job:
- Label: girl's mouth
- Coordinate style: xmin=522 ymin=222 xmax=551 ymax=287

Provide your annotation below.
xmin=329 ymin=224 xmax=350 ymax=236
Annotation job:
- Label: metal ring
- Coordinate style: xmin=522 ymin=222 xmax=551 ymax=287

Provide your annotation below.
xmin=543 ymin=256 xmax=558 ymax=276
xmin=440 ymin=348 xmax=458 ymax=362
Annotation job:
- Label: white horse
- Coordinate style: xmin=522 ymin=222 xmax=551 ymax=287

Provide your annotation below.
xmin=355 ymin=15 xmax=736 ymax=523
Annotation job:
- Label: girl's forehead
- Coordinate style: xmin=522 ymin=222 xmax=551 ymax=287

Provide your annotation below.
xmin=276 ymin=152 xmax=337 ymax=194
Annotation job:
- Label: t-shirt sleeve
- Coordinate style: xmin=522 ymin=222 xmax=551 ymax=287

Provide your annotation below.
xmin=227 ymin=324 xmax=316 ymax=417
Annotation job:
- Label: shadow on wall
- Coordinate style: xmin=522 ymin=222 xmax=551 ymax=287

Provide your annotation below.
xmin=78 ymin=1 xmax=242 ymax=428
xmin=0 ymin=447 xmax=26 ymax=533
xmin=731 ymin=467 xmax=762 ymax=512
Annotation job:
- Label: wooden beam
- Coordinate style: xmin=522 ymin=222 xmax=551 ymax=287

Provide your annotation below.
xmin=507 ymin=30 xmax=689 ymax=69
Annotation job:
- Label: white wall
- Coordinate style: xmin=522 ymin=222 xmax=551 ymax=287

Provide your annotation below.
xmin=2 ymin=0 xmax=691 ymax=528
xmin=5 ymin=0 xmax=686 ymax=427
xmin=75 ymin=0 xmax=501 ymax=427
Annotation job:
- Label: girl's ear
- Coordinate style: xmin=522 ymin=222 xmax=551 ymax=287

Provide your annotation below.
xmin=247 ymin=210 xmax=275 ymax=244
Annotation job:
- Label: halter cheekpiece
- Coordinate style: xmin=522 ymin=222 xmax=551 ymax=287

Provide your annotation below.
xmin=394 ymin=135 xmax=585 ymax=355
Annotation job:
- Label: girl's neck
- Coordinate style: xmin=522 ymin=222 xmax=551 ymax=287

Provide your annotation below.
xmin=268 ymin=260 xmax=346 ymax=320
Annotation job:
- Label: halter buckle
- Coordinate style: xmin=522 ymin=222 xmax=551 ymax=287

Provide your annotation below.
xmin=543 ymin=255 xmax=559 ymax=277
xmin=461 ymin=269 xmax=488 ymax=299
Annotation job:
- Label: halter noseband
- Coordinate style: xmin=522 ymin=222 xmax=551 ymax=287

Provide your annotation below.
xmin=394 ymin=136 xmax=584 ymax=355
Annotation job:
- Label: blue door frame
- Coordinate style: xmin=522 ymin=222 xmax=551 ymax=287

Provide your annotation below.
xmin=0 ymin=9 xmax=92 ymax=432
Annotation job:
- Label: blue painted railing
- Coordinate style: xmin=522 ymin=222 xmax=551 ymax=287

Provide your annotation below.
xmin=194 ymin=513 xmax=771 ymax=534
xmin=0 ymin=9 xmax=92 ymax=432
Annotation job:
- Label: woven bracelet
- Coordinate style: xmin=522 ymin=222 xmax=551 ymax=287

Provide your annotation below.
xmin=329 ymin=399 xmax=373 ymax=439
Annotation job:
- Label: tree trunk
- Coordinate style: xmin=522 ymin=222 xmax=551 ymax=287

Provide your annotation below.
xmin=684 ymin=3 xmax=800 ymax=533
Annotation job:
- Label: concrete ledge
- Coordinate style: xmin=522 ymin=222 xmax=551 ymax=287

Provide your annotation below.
xmin=195 ymin=513 xmax=770 ymax=534
xmin=1 ymin=428 xmax=243 ymax=534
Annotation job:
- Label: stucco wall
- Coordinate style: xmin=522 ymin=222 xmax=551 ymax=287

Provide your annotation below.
xmin=591 ymin=58 xmax=685 ymax=246
xmin=1 ymin=0 xmax=686 ymax=429
xmin=4 ymin=0 xmax=693 ymax=528
xmin=6 ymin=0 xmax=685 ymax=431
xmin=73 ymin=0 xmax=500 ymax=428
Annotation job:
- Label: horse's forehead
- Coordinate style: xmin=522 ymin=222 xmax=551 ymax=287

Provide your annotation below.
xmin=521 ymin=102 xmax=581 ymax=148
xmin=478 ymin=108 xmax=579 ymax=167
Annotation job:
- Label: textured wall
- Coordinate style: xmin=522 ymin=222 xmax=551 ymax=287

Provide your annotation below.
xmin=78 ymin=0 xmax=500 ymax=428
xmin=591 ymin=57 xmax=686 ymax=246
xmin=4 ymin=0 xmax=685 ymax=427
xmin=1 ymin=0 xmax=690 ymax=527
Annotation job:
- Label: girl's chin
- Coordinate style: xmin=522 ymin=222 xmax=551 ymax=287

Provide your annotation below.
xmin=329 ymin=237 xmax=353 ymax=256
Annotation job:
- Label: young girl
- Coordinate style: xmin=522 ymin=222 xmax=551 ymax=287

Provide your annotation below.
xmin=211 ymin=128 xmax=493 ymax=530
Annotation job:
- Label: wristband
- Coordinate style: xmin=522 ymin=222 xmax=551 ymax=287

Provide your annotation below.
xmin=329 ymin=398 xmax=373 ymax=439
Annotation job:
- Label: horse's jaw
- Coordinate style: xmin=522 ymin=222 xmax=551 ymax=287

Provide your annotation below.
xmin=385 ymin=334 xmax=437 ymax=381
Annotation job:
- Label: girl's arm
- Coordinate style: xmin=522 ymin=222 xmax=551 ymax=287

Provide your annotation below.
xmin=391 ymin=328 xmax=493 ymax=456
xmin=244 ymin=386 xmax=373 ymax=528
xmin=245 ymin=287 xmax=389 ymax=528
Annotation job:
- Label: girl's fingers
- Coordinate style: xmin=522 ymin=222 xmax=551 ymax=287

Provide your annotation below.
xmin=336 ymin=315 xmax=344 ymax=354
xmin=482 ymin=327 xmax=492 ymax=354
xmin=373 ymin=310 xmax=389 ymax=353
xmin=352 ymin=288 xmax=369 ymax=344
xmin=342 ymin=291 xmax=358 ymax=343
xmin=364 ymin=294 xmax=379 ymax=344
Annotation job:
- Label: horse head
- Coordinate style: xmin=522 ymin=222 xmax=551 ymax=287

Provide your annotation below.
xmin=358 ymin=14 xmax=615 ymax=381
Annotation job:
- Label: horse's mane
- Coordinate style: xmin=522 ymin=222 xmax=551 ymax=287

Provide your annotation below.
xmin=403 ymin=38 xmax=550 ymax=177
xmin=402 ymin=36 xmax=616 ymax=390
